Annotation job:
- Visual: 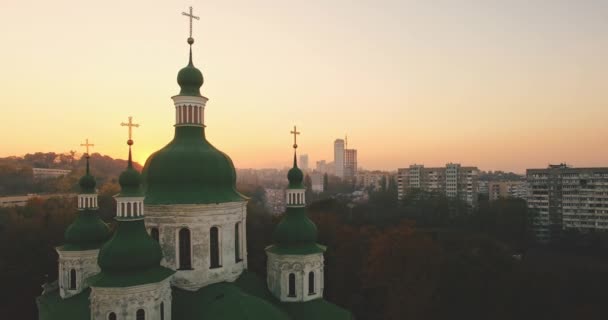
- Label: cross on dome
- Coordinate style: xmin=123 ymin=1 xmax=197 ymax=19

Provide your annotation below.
xmin=80 ymin=139 xmax=94 ymax=157
xmin=290 ymin=126 xmax=300 ymax=149
xmin=120 ymin=116 xmax=140 ymax=145
xmin=182 ymin=6 xmax=200 ymax=44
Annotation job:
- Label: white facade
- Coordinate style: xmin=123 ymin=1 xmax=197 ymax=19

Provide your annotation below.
xmin=334 ymin=139 xmax=344 ymax=178
xmin=299 ymin=154 xmax=309 ymax=172
xmin=145 ymin=201 xmax=247 ymax=291
xmin=56 ymin=249 xmax=101 ymax=299
xmin=90 ymin=278 xmax=172 ymax=320
xmin=266 ymin=252 xmax=324 ymax=302
xmin=527 ymin=165 xmax=608 ymax=242
xmin=311 ymin=173 xmax=324 ymax=193
xmin=33 ymin=168 xmax=71 ymax=179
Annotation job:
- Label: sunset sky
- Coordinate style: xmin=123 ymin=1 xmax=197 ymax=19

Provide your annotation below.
xmin=1 ymin=0 xmax=607 ymax=173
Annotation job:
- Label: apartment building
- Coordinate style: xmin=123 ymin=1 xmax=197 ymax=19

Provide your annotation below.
xmin=397 ymin=163 xmax=479 ymax=206
xmin=527 ymin=164 xmax=608 ymax=242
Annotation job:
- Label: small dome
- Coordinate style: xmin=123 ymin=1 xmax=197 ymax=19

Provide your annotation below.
xmin=98 ymin=220 xmax=163 ymax=272
xmin=273 ymin=207 xmax=318 ymax=245
xmin=177 ymin=63 xmax=203 ymax=96
xmin=63 ymin=211 xmax=110 ymax=250
xmin=287 ymin=154 xmax=304 ymax=188
xmin=288 ymin=166 xmax=303 ymax=186
xmin=118 ymin=166 xmax=142 ymax=196
xmin=79 ymin=174 xmax=96 ymax=194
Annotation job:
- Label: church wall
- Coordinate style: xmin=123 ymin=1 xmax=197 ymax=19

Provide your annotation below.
xmin=145 ymin=201 xmax=248 ymax=291
xmin=90 ymin=278 xmax=172 ymax=320
xmin=266 ymin=252 xmax=324 ymax=302
xmin=56 ymin=249 xmax=100 ymax=299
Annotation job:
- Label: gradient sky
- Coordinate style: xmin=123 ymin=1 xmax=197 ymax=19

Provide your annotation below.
xmin=1 ymin=0 xmax=607 ymax=173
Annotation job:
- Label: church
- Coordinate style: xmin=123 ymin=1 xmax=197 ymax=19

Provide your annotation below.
xmin=36 ymin=7 xmax=352 ymax=320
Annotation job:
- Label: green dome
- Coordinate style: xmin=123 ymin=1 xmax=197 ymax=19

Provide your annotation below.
xmin=79 ymin=156 xmax=96 ymax=193
xmin=98 ymin=220 xmax=162 ymax=272
xmin=78 ymin=175 xmax=96 ymax=193
xmin=118 ymin=166 xmax=143 ymax=197
xmin=173 ymin=282 xmax=291 ymax=320
xmin=177 ymin=49 xmax=203 ymax=96
xmin=142 ymin=126 xmax=246 ymax=205
xmin=273 ymin=207 xmax=318 ymax=244
xmin=287 ymin=154 xmax=304 ymax=189
xmin=63 ymin=211 xmax=110 ymax=251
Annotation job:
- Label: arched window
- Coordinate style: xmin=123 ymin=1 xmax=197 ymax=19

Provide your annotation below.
xmin=136 ymin=309 xmax=145 ymax=320
xmin=160 ymin=302 xmax=165 ymax=320
xmin=178 ymin=228 xmax=191 ymax=269
xmin=288 ymin=273 xmax=296 ymax=297
xmin=69 ymin=269 xmax=76 ymax=290
xmin=235 ymin=223 xmax=241 ymax=262
xmin=108 ymin=312 xmax=117 ymax=320
xmin=150 ymin=228 xmax=159 ymax=242
xmin=210 ymin=227 xmax=221 ymax=268
xmin=308 ymin=271 xmax=315 ymax=295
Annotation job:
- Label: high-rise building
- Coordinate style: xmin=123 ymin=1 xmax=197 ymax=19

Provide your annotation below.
xmin=344 ymin=149 xmax=357 ymax=179
xmin=527 ymin=164 xmax=608 ymax=242
xmin=316 ymin=160 xmax=327 ymax=173
xmin=334 ymin=139 xmax=345 ymax=178
xmin=397 ymin=163 xmax=479 ymax=206
xmin=311 ymin=172 xmax=324 ymax=193
xmin=299 ymin=154 xmax=309 ymax=172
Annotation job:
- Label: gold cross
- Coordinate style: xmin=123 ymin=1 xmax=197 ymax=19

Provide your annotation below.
xmin=290 ymin=126 xmax=300 ymax=149
xmin=182 ymin=6 xmax=200 ymax=39
xmin=120 ymin=116 xmax=140 ymax=141
xmin=80 ymin=139 xmax=94 ymax=156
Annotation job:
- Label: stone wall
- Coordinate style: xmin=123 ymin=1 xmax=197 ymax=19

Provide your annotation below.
xmin=145 ymin=201 xmax=248 ymax=291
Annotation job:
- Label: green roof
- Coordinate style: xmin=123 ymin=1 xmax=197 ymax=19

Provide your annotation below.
xmin=287 ymin=153 xmax=304 ymax=189
xmin=142 ymin=126 xmax=246 ymax=205
xmin=281 ymin=299 xmax=353 ymax=320
xmin=271 ymin=207 xmax=322 ymax=254
xmin=177 ymin=47 xmax=204 ymax=96
xmin=78 ymin=156 xmax=96 ymax=194
xmin=235 ymin=271 xmax=352 ymax=320
xmin=37 ymin=288 xmax=90 ymax=320
xmin=172 ymin=281 xmax=290 ymax=320
xmin=38 ymin=272 xmax=352 ymax=320
xmin=62 ymin=210 xmax=110 ymax=251
xmin=97 ymin=219 xmax=164 ymax=273
xmin=117 ymin=149 xmax=144 ymax=197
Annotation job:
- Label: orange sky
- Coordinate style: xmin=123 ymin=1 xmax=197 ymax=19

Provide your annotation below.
xmin=1 ymin=1 xmax=607 ymax=173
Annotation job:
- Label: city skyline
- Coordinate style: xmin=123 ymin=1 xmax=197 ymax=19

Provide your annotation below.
xmin=2 ymin=1 xmax=607 ymax=173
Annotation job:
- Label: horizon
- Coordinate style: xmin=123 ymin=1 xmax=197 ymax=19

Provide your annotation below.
xmin=2 ymin=1 xmax=607 ymax=173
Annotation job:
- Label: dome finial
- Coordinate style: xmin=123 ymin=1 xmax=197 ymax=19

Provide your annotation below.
xmin=290 ymin=126 xmax=300 ymax=168
xmin=120 ymin=116 xmax=140 ymax=168
xmin=182 ymin=6 xmax=199 ymax=54
xmin=79 ymin=138 xmax=94 ymax=175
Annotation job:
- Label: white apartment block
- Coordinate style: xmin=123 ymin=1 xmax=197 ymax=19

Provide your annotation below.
xmin=527 ymin=164 xmax=608 ymax=242
xmin=32 ymin=168 xmax=71 ymax=179
xmin=397 ymin=163 xmax=479 ymax=207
